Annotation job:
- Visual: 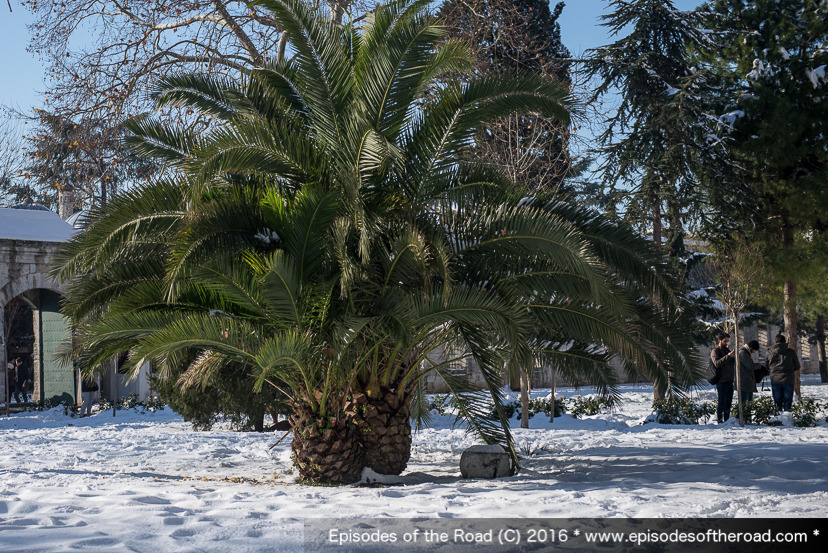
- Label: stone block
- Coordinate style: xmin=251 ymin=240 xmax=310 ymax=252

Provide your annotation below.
xmin=459 ymin=445 xmax=512 ymax=479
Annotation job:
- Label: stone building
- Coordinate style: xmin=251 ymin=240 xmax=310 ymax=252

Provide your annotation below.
xmin=422 ymin=323 xmax=824 ymax=394
xmin=1 ymin=206 xmax=77 ymax=406
xmin=2 ymin=202 xmax=153 ymax=411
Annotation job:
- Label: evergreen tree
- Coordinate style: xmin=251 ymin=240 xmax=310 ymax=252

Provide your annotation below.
xmin=700 ymin=0 xmax=828 ymax=375
xmin=151 ymin=361 xmax=289 ymax=432
xmin=439 ymin=0 xmax=575 ymax=195
xmin=583 ymin=0 xmax=720 ymax=252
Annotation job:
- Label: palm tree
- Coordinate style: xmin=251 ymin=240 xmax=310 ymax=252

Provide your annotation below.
xmin=52 ymin=0 xmax=702 ymax=482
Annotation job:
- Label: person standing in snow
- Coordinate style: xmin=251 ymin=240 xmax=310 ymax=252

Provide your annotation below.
xmin=80 ymin=375 xmax=99 ymax=417
xmin=14 ymin=358 xmax=30 ymax=403
xmin=767 ymin=334 xmax=800 ymax=412
xmin=737 ymin=339 xmax=761 ymax=405
xmin=710 ymin=332 xmax=736 ymax=423
xmin=6 ymin=359 xmax=16 ymax=404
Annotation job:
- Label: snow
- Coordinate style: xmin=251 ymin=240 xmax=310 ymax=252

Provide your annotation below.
xmin=806 ymin=65 xmax=826 ymax=88
xmin=0 ymin=208 xmax=77 ymax=242
xmin=254 ymin=229 xmax=281 ymax=244
xmin=720 ymin=110 xmax=745 ymax=127
xmin=1 ymin=377 xmax=828 ymax=551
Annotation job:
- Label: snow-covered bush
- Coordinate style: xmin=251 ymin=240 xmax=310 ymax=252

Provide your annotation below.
xmin=734 ymin=396 xmax=779 ymax=426
xmin=791 ymin=398 xmax=824 ymax=428
xmin=652 ymin=397 xmax=716 ymax=424
xmin=428 ymin=394 xmax=455 ymax=417
xmin=96 ymin=393 xmax=166 ymax=415
xmin=568 ymin=395 xmax=612 ymax=419
xmin=516 ymin=396 xmax=567 ymax=420
xmin=482 ymin=395 xmax=567 ymax=421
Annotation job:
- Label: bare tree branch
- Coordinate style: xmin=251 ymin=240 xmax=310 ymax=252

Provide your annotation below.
xmin=21 ymin=0 xmax=288 ymax=120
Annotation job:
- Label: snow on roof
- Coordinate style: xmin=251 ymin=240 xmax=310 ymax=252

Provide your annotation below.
xmin=0 ymin=208 xmax=77 ymax=243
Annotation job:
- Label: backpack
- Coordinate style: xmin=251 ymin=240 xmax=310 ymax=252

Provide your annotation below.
xmin=707 ymin=357 xmax=721 ymax=385
xmin=753 ymin=364 xmax=769 ymax=383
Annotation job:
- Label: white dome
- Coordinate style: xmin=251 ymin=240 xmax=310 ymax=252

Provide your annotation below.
xmin=65 ymin=210 xmax=92 ymax=229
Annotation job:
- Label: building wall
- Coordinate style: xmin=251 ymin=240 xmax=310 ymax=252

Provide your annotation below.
xmin=1 ymin=238 xmax=67 ymax=406
xmin=100 ymin=362 xmax=154 ymax=404
xmin=420 ymin=323 xmax=823 ymax=394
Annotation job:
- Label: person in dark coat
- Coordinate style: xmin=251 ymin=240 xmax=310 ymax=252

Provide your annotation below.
xmin=767 ymin=334 xmax=800 ymax=411
xmin=14 ymin=358 xmax=30 ymax=403
xmin=711 ymin=332 xmax=736 ymax=423
xmin=737 ymin=339 xmax=760 ymax=404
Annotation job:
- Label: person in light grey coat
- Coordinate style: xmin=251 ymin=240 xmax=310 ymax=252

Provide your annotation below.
xmin=737 ymin=339 xmax=760 ymax=404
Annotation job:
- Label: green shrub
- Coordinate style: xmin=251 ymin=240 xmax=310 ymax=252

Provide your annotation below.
xmin=151 ymin=362 xmax=288 ymax=432
xmin=428 ymin=394 xmax=454 ymax=417
xmin=483 ymin=395 xmax=567 ymax=421
xmin=569 ymin=395 xmax=612 ymax=419
xmin=519 ymin=396 xmax=566 ymax=419
xmin=96 ymin=393 xmax=166 ymax=414
xmin=792 ymin=398 xmax=823 ymax=428
xmin=653 ymin=397 xmax=716 ymax=424
xmin=731 ymin=396 xmax=779 ymax=425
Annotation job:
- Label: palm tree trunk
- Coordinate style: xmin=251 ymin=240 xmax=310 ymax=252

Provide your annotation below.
xmin=290 ymin=403 xmax=365 ymax=484
xmin=350 ymin=387 xmax=412 ymax=475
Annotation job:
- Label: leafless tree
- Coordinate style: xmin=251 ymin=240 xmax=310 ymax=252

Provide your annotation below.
xmin=21 ymin=0 xmax=366 ymax=122
xmin=0 ymin=112 xmax=27 ymax=207
xmin=440 ymin=0 xmax=580 ymax=197
xmin=708 ymin=236 xmax=768 ymax=426
xmin=20 ymin=110 xmax=159 ymax=210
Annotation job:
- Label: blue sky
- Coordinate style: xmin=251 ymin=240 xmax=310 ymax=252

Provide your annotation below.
xmin=0 ymin=0 xmax=702 ymax=111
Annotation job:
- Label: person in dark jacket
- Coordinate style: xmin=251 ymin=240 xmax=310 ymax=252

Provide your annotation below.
xmin=14 ymin=358 xmax=30 ymax=403
xmin=737 ymin=339 xmax=760 ymax=405
xmin=767 ymin=334 xmax=800 ymax=411
xmin=711 ymin=332 xmax=736 ymax=423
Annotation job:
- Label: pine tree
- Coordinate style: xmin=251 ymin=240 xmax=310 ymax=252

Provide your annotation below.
xmin=700 ymin=0 xmax=828 ymax=381
xmin=583 ymin=0 xmax=719 ymax=250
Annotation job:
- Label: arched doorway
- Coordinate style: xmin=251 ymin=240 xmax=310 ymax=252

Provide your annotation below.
xmin=2 ymin=206 xmax=79 ymax=410
xmin=3 ymin=288 xmax=74 ymax=407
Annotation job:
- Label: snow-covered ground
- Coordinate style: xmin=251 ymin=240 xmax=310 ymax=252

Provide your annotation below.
xmin=1 ymin=376 xmax=827 ymax=552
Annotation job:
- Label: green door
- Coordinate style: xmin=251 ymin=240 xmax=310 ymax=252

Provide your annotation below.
xmin=40 ymin=290 xmax=75 ymax=405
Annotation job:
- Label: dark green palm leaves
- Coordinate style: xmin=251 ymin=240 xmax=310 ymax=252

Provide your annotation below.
xmin=53 ymin=0 xmax=701 ymax=470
